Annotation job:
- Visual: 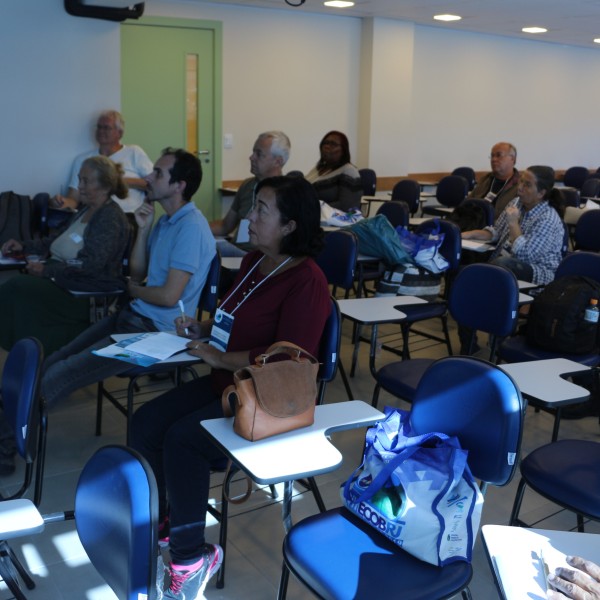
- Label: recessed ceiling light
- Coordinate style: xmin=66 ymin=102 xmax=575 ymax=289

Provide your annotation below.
xmin=522 ymin=26 xmax=548 ymax=34
xmin=324 ymin=1 xmax=355 ymax=7
xmin=594 ymin=38 xmax=600 ymax=44
xmin=434 ymin=14 xmax=462 ymax=22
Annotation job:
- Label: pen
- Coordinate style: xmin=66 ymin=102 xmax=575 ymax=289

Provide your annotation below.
xmin=178 ymin=300 xmax=189 ymax=335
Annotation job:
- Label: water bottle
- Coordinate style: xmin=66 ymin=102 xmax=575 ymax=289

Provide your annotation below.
xmin=584 ymin=297 xmax=600 ymax=323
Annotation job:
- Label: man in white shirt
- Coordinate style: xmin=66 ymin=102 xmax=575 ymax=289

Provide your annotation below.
xmin=52 ymin=110 xmax=153 ymax=214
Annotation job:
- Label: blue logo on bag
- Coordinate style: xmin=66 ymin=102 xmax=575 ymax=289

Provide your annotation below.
xmin=446 ymin=493 xmax=467 ymax=508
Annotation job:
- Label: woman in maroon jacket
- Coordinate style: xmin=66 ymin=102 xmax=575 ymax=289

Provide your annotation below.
xmin=130 ymin=175 xmax=331 ymax=600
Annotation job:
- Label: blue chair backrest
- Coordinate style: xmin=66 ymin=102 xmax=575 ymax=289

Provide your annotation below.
xmin=416 ymin=218 xmax=462 ymax=271
xmin=436 ymin=175 xmax=468 ymax=208
xmin=358 ymin=168 xmax=377 ymax=196
xmin=198 ymin=250 xmax=221 ymax=317
xmin=449 ymin=263 xmax=519 ymax=338
xmin=316 ymin=299 xmax=341 ymax=404
xmin=391 ymin=179 xmax=420 ymax=215
xmin=75 ymin=445 xmax=158 ymax=600
xmin=410 ymin=356 xmax=523 ymax=486
xmin=460 ymin=198 xmax=495 ymax=227
xmin=452 ymin=166 xmax=476 ymax=191
xmin=563 ymin=166 xmax=590 ymax=190
xmin=556 ymin=250 xmax=600 ymax=281
xmin=2 ymin=337 xmax=43 ymax=463
xmin=317 ymin=230 xmax=357 ymax=295
xmin=574 ymin=210 xmax=600 ymax=252
xmin=376 ymin=201 xmax=409 ymax=229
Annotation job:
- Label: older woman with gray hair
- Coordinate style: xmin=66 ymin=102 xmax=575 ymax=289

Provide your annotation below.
xmin=0 ymin=155 xmax=130 ymax=354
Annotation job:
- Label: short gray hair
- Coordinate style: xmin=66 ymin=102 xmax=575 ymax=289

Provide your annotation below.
xmin=259 ymin=131 xmax=291 ymax=165
xmin=98 ymin=110 xmax=125 ymax=134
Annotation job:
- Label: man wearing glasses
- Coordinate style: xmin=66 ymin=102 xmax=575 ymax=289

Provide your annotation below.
xmin=470 ymin=141 xmax=519 ymax=219
xmin=50 ymin=110 xmax=153 ymax=214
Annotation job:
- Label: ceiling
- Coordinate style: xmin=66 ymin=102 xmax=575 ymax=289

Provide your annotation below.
xmin=189 ymin=0 xmax=600 ymax=50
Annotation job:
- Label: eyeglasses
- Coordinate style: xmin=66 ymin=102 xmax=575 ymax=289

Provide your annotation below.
xmin=489 ymin=152 xmax=513 ymax=159
xmin=321 ymin=140 xmax=341 ymax=147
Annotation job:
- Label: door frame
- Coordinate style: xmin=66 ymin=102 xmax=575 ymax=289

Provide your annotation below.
xmin=120 ymin=16 xmax=223 ymax=219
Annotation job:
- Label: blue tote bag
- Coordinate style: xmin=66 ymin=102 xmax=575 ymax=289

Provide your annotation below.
xmin=342 ymin=408 xmax=483 ymax=566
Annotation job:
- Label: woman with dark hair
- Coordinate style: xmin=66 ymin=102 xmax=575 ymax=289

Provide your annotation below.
xmin=0 ymin=155 xmax=130 ymax=354
xmin=462 ymin=165 xmax=565 ymax=285
xmin=130 ymin=175 xmax=330 ymax=599
xmin=305 ymin=130 xmax=363 ymax=211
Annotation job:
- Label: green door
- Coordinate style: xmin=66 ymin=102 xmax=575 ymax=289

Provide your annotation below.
xmin=121 ymin=17 xmax=222 ymax=218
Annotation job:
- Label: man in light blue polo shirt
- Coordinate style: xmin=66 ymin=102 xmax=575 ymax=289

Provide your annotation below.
xmin=41 ymin=147 xmax=216 ymax=407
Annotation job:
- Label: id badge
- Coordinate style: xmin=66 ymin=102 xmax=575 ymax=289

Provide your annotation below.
xmin=70 ymin=232 xmax=83 ymax=244
xmin=209 ymin=308 xmax=234 ymax=352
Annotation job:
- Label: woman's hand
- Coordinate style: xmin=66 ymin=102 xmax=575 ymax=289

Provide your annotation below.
xmin=505 ymin=205 xmax=520 ymax=225
xmin=547 ymin=556 xmax=600 ymax=599
xmin=175 ymin=316 xmax=203 ymax=339
xmin=186 ymin=341 xmax=224 ymax=369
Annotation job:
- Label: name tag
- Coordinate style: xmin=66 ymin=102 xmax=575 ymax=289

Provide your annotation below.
xmin=209 ymin=308 xmax=234 ymax=352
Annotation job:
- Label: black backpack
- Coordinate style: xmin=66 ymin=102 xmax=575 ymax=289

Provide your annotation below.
xmin=526 ymin=275 xmax=600 ymax=354
xmin=0 ymin=191 xmax=33 ymax=246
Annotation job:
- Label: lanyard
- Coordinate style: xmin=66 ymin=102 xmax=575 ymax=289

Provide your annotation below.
xmin=220 ymin=255 xmax=292 ymax=316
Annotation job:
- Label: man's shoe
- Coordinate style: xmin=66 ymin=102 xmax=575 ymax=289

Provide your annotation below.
xmin=163 ymin=544 xmax=223 ymax=599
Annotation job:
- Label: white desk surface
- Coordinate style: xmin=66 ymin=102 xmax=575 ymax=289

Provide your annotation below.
xmin=221 ymin=256 xmax=243 ymax=271
xmin=338 ymin=295 xmax=427 ymax=325
xmin=519 ymin=292 xmax=534 ymax=304
xmin=482 ymin=524 xmax=600 ymax=600
xmin=461 ymin=239 xmax=495 ymax=253
xmin=517 ymin=279 xmax=539 ymax=291
xmin=200 ymin=400 xmax=384 ymax=485
xmin=500 ymin=358 xmax=590 ymax=406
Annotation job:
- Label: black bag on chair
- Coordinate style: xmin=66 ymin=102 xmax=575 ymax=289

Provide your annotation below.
xmin=525 ymin=275 xmax=600 ymax=354
xmin=0 ymin=191 xmax=32 ymax=245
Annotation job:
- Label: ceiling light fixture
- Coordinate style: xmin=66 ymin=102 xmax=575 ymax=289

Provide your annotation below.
xmin=324 ymin=1 xmax=355 ymax=8
xmin=434 ymin=14 xmax=462 ymax=22
xmin=522 ymin=26 xmax=548 ymax=34
xmin=594 ymin=38 xmax=600 ymax=44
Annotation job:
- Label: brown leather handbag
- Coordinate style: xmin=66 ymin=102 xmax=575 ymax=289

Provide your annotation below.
xmin=221 ymin=342 xmax=319 ymax=442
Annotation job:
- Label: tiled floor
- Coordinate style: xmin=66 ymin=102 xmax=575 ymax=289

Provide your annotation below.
xmin=0 ymin=316 xmax=599 ymax=600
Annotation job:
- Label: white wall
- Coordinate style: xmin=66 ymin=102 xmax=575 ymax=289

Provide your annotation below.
xmin=3 ymin=0 xmax=600 ymax=198
xmin=0 ymin=1 xmax=121 ymax=196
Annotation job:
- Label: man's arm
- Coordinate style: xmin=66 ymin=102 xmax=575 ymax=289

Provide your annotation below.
xmin=210 ymin=208 xmax=240 ymax=237
xmin=124 ymin=176 xmax=148 ymax=191
xmin=128 ymin=267 xmax=191 ymax=307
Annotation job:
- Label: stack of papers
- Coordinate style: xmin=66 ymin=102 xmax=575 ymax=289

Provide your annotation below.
xmin=93 ymin=332 xmax=193 ymax=367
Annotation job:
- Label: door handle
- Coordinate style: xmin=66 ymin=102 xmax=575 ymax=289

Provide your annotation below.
xmin=196 ymin=150 xmax=211 ymax=163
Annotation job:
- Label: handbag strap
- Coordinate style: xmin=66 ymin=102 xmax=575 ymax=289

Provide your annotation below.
xmin=256 ymin=341 xmax=318 ymax=366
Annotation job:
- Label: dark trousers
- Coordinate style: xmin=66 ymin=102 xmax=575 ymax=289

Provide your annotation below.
xmin=130 ymin=375 xmax=225 ymax=564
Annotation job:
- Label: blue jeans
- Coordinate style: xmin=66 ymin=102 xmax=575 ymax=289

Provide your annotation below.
xmin=130 ymin=375 xmax=225 ymax=564
xmin=490 ymin=255 xmax=534 ymax=282
xmin=41 ymin=306 xmax=157 ymax=407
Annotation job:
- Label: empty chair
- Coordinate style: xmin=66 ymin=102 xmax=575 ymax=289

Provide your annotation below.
xmin=391 ymin=179 xmax=420 ymax=216
xmin=358 ymin=168 xmax=377 ymax=196
xmin=563 ymin=166 xmax=590 ymax=190
xmin=316 ymin=229 xmax=358 ymax=299
xmin=278 ymin=356 xmax=524 ymax=600
xmin=375 ymin=200 xmax=409 ymax=229
xmin=574 ymin=209 xmax=600 ymax=251
xmin=459 ymin=198 xmax=495 ymax=227
xmin=452 ymin=166 xmax=477 ymax=191
xmin=580 ymin=176 xmax=600 ymax=199
xmin=372 ymin=263 xmax=519 ymax=409
xmin=558 ymin=186 xmax=580 ymax=209
xmin=0 ymin=337 xmax=47 ymax=600
xmin=422 ymin=174 xmax=468 ymax=217
xmin=510 ymin=437 xmax=600 ymax=532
